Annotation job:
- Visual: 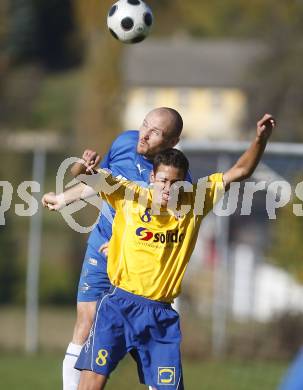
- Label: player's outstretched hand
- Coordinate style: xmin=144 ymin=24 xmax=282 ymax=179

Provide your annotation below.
xmin=41 ymin=192 xmax=65 ymax=211
xmin=257 ymin=113 xmax=276 ymax=140
xmin=82 ymin=149 xmax=102 ymax=174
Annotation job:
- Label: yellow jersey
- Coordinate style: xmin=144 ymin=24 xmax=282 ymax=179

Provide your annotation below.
xmin=96 ymin=170 xmax=224 ymax=303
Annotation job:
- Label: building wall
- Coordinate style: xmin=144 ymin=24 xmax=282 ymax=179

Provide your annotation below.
xmin=123 ymin=86 xmax=247 ymax=140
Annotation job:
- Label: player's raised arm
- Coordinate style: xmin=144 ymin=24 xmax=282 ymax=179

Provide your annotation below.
xmin=223 ymin=114 xmax=275 ymax=188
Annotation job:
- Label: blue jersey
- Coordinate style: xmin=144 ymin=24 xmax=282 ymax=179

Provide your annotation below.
xmin=87 ymin=130 xmax=152 ymax=252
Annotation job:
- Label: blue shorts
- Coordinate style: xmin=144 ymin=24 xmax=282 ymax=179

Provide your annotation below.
xmin=77 ymin=245 xmax=111 ymax=302
xmin=75 ymin=287 xmax=184 ymax=389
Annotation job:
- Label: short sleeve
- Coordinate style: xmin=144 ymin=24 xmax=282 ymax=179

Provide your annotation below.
xmin=194 ymin=173 xmax=225 ymax=216
xmin=99 ymin=130 xmax=139 ymax=170
xmin=82 ymin=168 xmax=142 ymax=211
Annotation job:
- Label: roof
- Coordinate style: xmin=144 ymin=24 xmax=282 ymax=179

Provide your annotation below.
xmin=122 ymin=38 xmax=267 ymax=88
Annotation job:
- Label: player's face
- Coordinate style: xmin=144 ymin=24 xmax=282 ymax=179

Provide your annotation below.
xmin=137 ymin=111 xmax=179 ymax=158
xmin=151 ymin=164 xmax=185 ymax=208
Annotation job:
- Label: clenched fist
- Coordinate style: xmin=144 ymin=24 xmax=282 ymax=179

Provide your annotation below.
xmin=41 ymin=192 xmax=65 ymax=211
xmin=256 ymin=113 xmax=276 ymax=140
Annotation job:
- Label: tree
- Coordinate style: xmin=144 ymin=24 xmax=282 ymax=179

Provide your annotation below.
xmin=268 ymin=179 xmax=303 ymax=283
xmin=0 ymin=220 xmax=20 ymax=304
xmin=8 ymin=0 xmax=37 ymax=61
xmin=7 ymin=0 xmax=82 ymax=69
xmin=73 ymin=0 xmax=123 ymax=152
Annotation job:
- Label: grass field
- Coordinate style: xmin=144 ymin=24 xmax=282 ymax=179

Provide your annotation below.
xmin=0 ymin=307 xmax=289 ymax=389
xmin=0 ymin=352 xmax=287 ymax=390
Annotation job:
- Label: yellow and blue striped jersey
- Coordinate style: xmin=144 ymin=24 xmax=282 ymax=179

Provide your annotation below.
xmin=96 ymin=170 xmax=224 ymax=302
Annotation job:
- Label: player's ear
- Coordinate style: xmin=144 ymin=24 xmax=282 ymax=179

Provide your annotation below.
xmin=169 ymin=136 xmax=180 ymax=148
xmin=150 ymin=170 xmax=155 ymax=183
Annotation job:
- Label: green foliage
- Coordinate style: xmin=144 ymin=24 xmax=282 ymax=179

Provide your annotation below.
xmin=8 ymin=0 xmax=38 ymax=60
xmin=39 ymin=261 xmax=75 ymax=305
xmin=0 ymin=222 xmax=20 ymax=304
xmin=0 ymin=65 xmax=83 ymax=131
xmin=29 ymin=69 xmax=82 ymax=129
xmin=152 ymin=0 xmax=303 ymax=39
xmin=267 ymin=312 xmax=303 ymax=359
xmin=38 ymin=211 xmax=84 ymax=305
xmin=33 ymin=0 xmax=83 ymax=69
xmin=0 ymin=0 xmax=9 ymax=48
xmin=8 ymin=0 xmax=82 ymax=68
xmin=73 ymin=0 xmax=123 ymax=150
xmin=268 ymin=183 xmax=303 ymax=282
xmin=0 ymin=152 xmax=25 ymax=305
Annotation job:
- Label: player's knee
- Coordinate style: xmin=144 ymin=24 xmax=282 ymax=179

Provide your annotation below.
xmin=73 ymin=302 xmax=97 ymax=344
xmin=73 ymin=320 xmax=92 ymax=344
xmin=78 ymin=301 xmax=97 ymax=324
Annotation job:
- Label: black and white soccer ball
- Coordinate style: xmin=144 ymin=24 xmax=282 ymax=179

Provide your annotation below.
xmin=107 ymin=0 xmax=153 ymax=44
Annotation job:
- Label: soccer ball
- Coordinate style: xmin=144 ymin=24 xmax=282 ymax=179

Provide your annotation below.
xmin=107 ymin=0 xmax=153 ymax=44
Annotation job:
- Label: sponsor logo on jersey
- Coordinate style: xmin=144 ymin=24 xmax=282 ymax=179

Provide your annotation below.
xmin=136 ymin=227 xmax=184 ymax=244
xmin=88 ymin=258 xmax=98 ymax=266
xmin=158 ymin=367 xmax=176 ymax=385
xmin=136 ymin=227 xmax=154 ymax=241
